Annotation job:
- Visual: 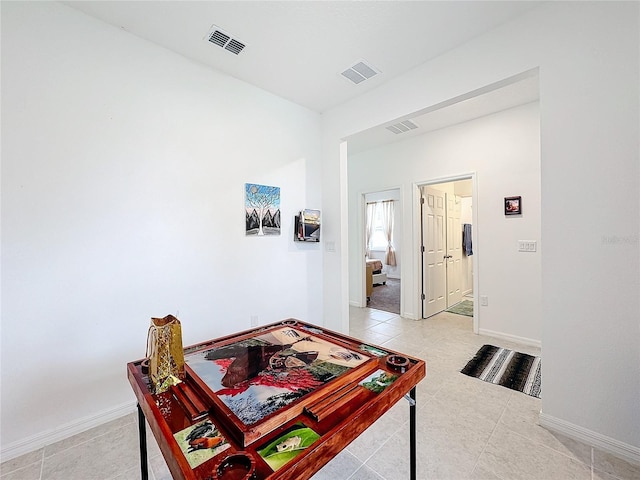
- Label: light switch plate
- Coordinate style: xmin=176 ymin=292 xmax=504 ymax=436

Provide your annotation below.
xmin=518 ymin=240 xmax=537 ymax=252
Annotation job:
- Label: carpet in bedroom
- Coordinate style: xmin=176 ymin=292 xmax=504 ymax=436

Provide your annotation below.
xmin=368 ymin=278 xmax=400 ymax=314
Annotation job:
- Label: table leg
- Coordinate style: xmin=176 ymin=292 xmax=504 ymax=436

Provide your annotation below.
xmin=410 ymin=387 xmax=416 ymax=480
xmin=137 ymin=403 xmax=149 ymax=480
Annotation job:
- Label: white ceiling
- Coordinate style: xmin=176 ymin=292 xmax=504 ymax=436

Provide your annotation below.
xmin=65 ymin=1 xmax=543 ymax=113
xmin=64 ymin=1 xmax=542 ymax=153
xmin=347 ymin=70 xmax=539 ymax=154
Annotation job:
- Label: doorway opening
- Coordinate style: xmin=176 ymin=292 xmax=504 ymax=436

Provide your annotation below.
xmin=346 ymin=70 xmax=538 ymax=335
xmin=363 ymin=189 xmax=401 ymax=315
xmin=419 ymin=177 xmax=476 ymax=325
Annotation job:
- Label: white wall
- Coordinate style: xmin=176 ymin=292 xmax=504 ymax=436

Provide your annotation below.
xmin=0 ymin=2 xmax=322 ymax=455
xmin=323 ymin=1 xmax=639 ymax=458
xmin=348 ymin=103 xmax=541 ymax=345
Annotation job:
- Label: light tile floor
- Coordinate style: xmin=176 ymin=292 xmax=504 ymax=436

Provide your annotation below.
xmin=2 ymin=306 xmax=639 ymax=480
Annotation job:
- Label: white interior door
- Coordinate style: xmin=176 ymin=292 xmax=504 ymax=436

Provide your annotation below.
xmin=446 ymin=193 xmax=463 ymax=306
xmin=421 ymin=186 xmax=447 ymax=317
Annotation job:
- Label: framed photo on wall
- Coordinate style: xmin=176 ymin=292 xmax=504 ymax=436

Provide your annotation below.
xmin=504 ymin=196 xmax=522 ymax=215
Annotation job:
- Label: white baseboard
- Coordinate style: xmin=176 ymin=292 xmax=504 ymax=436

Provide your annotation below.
xmin=478 ymin=328 xmax=541 ymax=348
xmin=0 ymin=400 xmax=137 ymax=462
xmin=539 ymin=412 xmax=640 ymax=466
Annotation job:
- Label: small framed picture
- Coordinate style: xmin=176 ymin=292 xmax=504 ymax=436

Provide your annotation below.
xmin=504 ymin=196 xmax=522 ymax=215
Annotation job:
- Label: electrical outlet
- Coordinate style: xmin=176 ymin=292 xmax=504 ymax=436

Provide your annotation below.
xmin=250 ymin=315 xmax=258 ymax=327
xmin=480 ymin=295 xmax=489 ymax=306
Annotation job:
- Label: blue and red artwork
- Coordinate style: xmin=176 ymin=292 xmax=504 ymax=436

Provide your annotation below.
xmin=185 ymin=327 xmax=367 ymax=425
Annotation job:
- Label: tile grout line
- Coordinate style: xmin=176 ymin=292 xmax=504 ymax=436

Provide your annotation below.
xmin=345 ymin=458 xmax=368 ymax=480
xmin=350 ymin=422 xmax=403 ymax=468
xmin=0 ymin=448 xmax=46 ymax=480
xmin=469 ymin=391 xmax=512 ymax=480
xmin=347 ymin=409 xmax=412 ymax=480
xmin=41 ymin=421 xmax=135 ymax=463
xmin=39 ymin=448 xmax=44 ymax=480
xmin=498 ymin=404 xmax=595 ymax=472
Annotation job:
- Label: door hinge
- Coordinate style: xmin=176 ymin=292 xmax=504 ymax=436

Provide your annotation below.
xmin=421 ymin=246 xmax=425 ymax=253
xmin=420 ymin=197 xmax=425 ymax=205
xmin=421 ymin=293 xmax=426 ymax=300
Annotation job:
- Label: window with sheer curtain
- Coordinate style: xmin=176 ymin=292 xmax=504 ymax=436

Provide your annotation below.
xmin=366 ymin=200 xmax=397 ymax=266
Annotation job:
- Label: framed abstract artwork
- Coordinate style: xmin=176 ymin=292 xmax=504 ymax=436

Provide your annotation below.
xmin=245 ymin=184 xmax=281 ymax=236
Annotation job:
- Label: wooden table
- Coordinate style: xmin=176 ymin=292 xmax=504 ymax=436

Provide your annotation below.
xmin=127 ymin=319 xmax=425 ymax=480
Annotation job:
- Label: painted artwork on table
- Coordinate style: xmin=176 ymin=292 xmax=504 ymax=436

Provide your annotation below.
xmin=245 ymin=183 xmax=281 ymax=236
xmin=185 ymin=327 xmax=368 ymax=425
xmin=359 ymin=344 xmax=388 ymax=357
xmin=173 ymin=420 xmax=231 ymax=469
xmin=359 ymin=369 xmax=398 ymax=394
xmin=257 ymin=423 xmax=320 ymax=471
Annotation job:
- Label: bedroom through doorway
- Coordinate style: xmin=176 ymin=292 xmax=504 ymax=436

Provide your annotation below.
xmin=364 ymin=189 xmax=401 ymax=314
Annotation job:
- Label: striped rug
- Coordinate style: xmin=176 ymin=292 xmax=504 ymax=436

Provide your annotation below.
xmin=461 ymin=344 xmax=541 ymax=398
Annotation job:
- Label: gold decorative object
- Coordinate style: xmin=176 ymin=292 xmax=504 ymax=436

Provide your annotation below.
xmin=146 ymin=314 xmax=185 ymax=393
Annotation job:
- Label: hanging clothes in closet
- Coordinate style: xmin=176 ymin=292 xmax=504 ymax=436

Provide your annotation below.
xmin=462 ymin=223 xmax=473 ymax=255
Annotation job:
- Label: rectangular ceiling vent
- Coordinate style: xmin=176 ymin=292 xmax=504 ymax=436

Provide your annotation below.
xmin=340 ymin=59 xmax=380 ymax=85
xmin=205 ymin=25 xmax=245 ymax=55
xmin=386 ymin=120 xmax=419 ymax=134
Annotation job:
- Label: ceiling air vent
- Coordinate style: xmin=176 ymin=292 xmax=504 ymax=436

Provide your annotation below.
xmin=225 ymin=39 xmax=245 ymax=55
xmin=205 ymin=25 xmax=246 ymax=55
xmin=340 ymin=59 xmax=380 ymax=85
xmin=386 ymin=120 xmax=419 ymax=134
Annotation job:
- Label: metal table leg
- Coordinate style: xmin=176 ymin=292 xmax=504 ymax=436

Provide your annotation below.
xmin=410 ymin=387 xmax=416 ymax=480
xmin=404 ymin=387 xmax=417 ymax=480
xmin=137 ymin=403 xmax=149 ymax=480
